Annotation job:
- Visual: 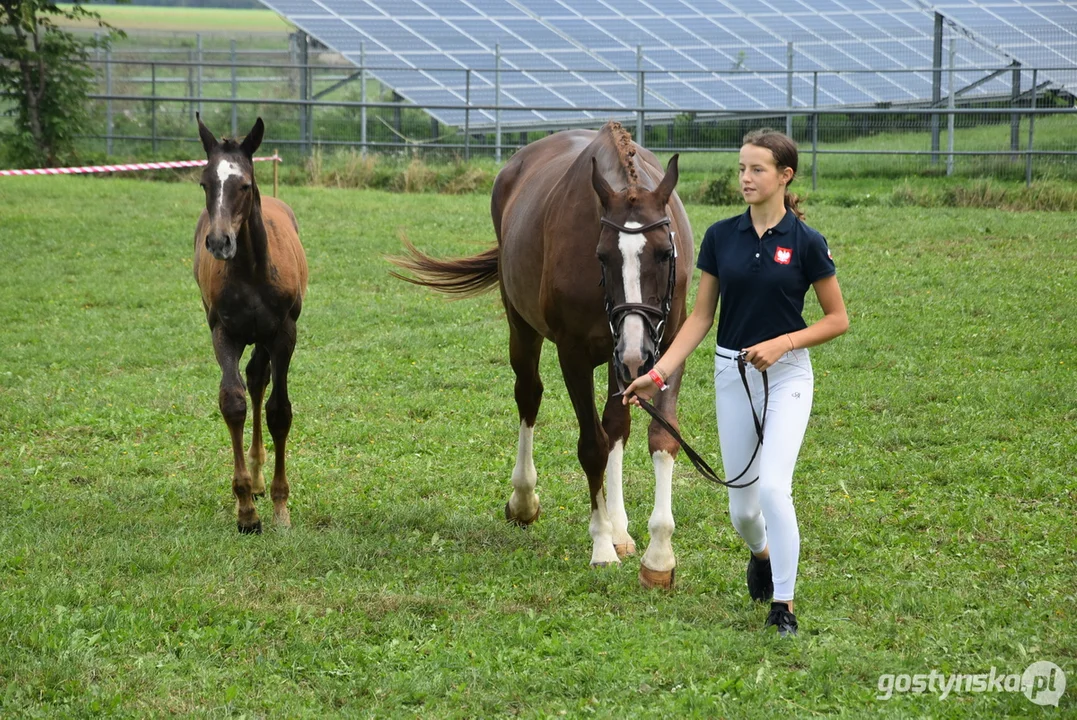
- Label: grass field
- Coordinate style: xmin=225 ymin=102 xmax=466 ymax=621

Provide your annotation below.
xmin=0 ymin=177 xmax=1074 ymax=717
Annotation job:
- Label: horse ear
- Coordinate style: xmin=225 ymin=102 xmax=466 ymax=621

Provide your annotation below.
xmin=591 ymin=156 xmax=614 ymax=208
xmin=240 ymin=117 xmax=265 ymax=157
xmin=654 ymin=154 xmax=680 ymax=207
xmin=196 ymin=113 xmax=217 ymax=156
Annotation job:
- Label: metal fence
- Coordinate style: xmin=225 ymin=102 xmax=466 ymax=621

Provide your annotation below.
xmin=3 ymin=45 xmax=1074 ymax=185
xmin=74 ymin=50 xmax=1077 ymax=186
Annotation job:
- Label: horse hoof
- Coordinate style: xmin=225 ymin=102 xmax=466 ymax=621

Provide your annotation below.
xmin=238 ymin=520 xmax=263 ymax=535
xmin=614 ymin=542 xmax=636 ymax=559
xmin=504 ymin=501 xmax=541 ymax=528
xmin=639 ymin=564 xmax=675 ymax=590
xmin=590 ymin=560 xmax=618 ymax=569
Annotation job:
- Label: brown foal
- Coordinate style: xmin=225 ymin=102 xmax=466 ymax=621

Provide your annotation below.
xmin=192 ymin=115 xmax=308 ymax=533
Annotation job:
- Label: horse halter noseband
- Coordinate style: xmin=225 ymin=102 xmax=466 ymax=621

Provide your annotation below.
xmin=598 ymin=216 xmax=677 ymax=348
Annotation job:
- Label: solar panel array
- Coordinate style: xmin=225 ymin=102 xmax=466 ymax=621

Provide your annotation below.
xmin=259 ymin=0 xmax=1076 ymax=127
xmin=931 ymin=0 xmax=1077 ymax=90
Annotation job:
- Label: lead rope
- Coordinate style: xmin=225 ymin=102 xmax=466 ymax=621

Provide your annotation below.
xmin=616 ymin=356 xmax=767 ymax=489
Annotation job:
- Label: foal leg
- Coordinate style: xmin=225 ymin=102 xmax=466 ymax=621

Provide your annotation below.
xmin=640 ymin=365 xmax=684 ymax=590
xmin=245 ymin=345 xmax=271 ymax=498
xmin=557 ymin=348 xmax=617 ymax=567
xmin=601 ymin=362 xmax=635 ymax=558
xmin=212 ymin=326 xmax=260 ymax=534
xmin=504 ymin=309 xmax=544 ymax=526
xmin=265 ymin=319 xmax=297 ymax=528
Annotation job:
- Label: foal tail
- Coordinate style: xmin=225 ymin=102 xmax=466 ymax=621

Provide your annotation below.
xmin=388 ymin=236 xmax=500 ymax=298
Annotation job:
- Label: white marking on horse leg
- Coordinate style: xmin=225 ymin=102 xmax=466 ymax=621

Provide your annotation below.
xmin=589 ymin=499 xmax=620 ymax=566
xmin=247 ymin=443 xmax=266 ymax=495
xmin=507 ymin=421 xmax=540 ymax=522
xmin=641 ymin=450 xmax=676 ymax=573
xmin=604 ymin=439 xmax=636 ymax=556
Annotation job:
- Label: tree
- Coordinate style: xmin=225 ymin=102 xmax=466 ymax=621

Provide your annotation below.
xmin=0 ymin=0 xmax=122 ymax=166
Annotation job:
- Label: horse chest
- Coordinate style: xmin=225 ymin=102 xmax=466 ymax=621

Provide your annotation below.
xmin=213 ymin=283 xmax=288 ymax=344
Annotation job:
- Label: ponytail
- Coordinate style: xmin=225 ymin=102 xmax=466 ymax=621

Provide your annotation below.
xmin=785 ymin=190 xmax=804 ymax=220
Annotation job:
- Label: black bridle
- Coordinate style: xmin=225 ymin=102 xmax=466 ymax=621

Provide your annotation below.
xmin=599 ymin=216 xmax=677 ymax=348
xmin=600 ymin=215 xmax=766 ymax=490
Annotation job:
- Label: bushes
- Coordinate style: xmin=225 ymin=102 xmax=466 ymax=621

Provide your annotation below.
xmin=299 ymin=148 xmax=497 ymax=194
xmin=887 ymin=178 xmax=1077 ymax=211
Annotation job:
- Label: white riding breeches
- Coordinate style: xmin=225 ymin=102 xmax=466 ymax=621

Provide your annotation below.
xmin=715 ymin=345 xmax=814 ymax=602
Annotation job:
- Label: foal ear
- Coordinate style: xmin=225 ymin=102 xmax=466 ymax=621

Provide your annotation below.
xmin=654 ymin=154 xmax=680 ymax=208
xmin=240 ymin=117 xmax=265 ymax=157
xmin=196 ymin=112 xmax=218 ymax=156
xmin=591 ymin=156 xmax=614 ymax=208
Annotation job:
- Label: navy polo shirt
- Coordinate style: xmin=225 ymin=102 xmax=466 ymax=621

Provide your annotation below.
xmin=697 ymin=208 xmax=836 ymax=350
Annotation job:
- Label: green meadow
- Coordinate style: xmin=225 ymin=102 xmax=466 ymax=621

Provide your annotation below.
xmin=0 ymin=177 xmax=1073 ymax=717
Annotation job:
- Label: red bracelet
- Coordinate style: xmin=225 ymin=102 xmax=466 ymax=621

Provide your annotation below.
xmin=648 ymin=368 xmax=668 ymax=391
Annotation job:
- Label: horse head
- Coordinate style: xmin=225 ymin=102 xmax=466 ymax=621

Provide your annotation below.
xmin=591 ymin=153 xmax=680 ymax=386
xmin=196 ymin=114 xmax=264 ymax=261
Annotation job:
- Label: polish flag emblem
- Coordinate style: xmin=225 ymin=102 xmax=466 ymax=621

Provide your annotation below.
xmin=774 ymin=247 xmax=792 ymax=264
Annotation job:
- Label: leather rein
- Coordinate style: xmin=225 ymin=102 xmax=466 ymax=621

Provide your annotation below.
xmin=600 ymin=215 xmax=766 ymax=489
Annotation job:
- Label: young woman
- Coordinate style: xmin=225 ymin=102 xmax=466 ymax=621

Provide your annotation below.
xmin=622 ymin=129 xmax=848 ymax=637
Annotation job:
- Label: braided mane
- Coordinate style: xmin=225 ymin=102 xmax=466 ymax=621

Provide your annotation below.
xmin=606 ymin=121 xmax=642 ymax=204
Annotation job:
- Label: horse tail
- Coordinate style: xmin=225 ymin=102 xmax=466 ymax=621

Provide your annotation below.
xmin=388 ymin=236 xmax=500 ymax=297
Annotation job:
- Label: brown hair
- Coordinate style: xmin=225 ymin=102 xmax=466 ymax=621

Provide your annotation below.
xmin=742 ymin=128 xmax=804 ymax=219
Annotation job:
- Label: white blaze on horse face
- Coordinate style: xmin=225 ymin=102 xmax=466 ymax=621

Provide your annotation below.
xmin=617 ymin=222 xmax=648 ymax=365
xmin=215 ymin=159 xmax=244 ymax=214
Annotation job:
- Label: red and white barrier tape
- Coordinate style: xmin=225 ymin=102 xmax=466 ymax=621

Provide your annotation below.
xmin=0 ymin=155 xmax=281 ymax=177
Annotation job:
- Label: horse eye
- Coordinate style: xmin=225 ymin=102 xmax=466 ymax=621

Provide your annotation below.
xmin=199 ymin=182 xmax=206 ymax=189
xmin=241 ymin=183 xmax=252 ymax=191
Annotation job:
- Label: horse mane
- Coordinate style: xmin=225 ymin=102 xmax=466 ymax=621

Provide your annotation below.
xmin=604 ymin=121 xmax=642 ymax=204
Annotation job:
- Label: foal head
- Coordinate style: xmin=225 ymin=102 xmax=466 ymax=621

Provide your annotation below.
xmin=196 ymin=114 xmax=264 ymax=261
xmin=591 ymin=154 xmax=680 ymax=385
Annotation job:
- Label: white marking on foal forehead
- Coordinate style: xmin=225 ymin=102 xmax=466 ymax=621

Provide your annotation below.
xmin=214 ymin=159 xmax=244 ymax=208
xmin=216 ymin=159 xmax=243 ymax=183
xmin=618 ymin=221 xmax=646 ymax=304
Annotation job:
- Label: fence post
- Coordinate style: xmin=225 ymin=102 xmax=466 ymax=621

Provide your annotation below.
xmin=1010 ymin=60 xmax=1021 ymax=160
xmin=636 ymin=45 xmax=644 ymax=143
xmin=1026 ymin=68 xmax=1037 ymax=187
xmin=464 ymin=68 xmax=471 ymax=161
xmin=811 ymin=71 xmax=818 ymax=191
xmin=495 ymin=43 xmax=502 ymax=164
xmin=196 ymin=33 xmax=203 ymax=119
xmin=930 ymin=12 xmax=942 ymax=164
xmin=786 ymin=42 xmax=794 ymax=137
xmin=187 ymin=50 xmax=195 ymax=121
xmin=106 ymin=50 xmax=113 ymax=157
xmin=273 ymin=148 xmax=279 ymax=197
xmin=298 ymin=31 xmax=308 ymax=156
xmin=360 ymin=42 xmax=367 ymax=157
xmin=231 ymin=39 xmax=238 ymax=137
xmin=946 ymin=38 xmax=955 ymax=176
xmin=151 ymin=62 xmax=157 ymax=154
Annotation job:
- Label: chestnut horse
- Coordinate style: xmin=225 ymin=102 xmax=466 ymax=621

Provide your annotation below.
xmin=193 ymin=115 xmax=308 ymax=533
xmin=392 ymin=122 xmax=692 ymax=588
